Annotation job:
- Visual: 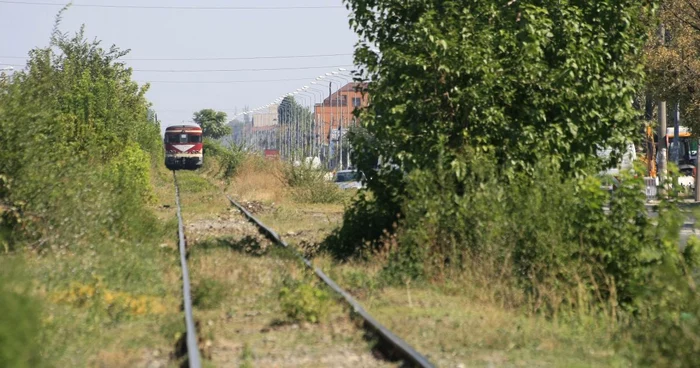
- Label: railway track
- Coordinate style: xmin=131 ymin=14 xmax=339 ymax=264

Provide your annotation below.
xmin=172 ymin=171 xmax=434 ymax=368
xmin=173 ymin=172 xmax=202 ymax=368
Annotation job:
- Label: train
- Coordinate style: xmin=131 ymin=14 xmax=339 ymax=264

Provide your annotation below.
xmin=164 ymin=124 xmax=203 ymax=170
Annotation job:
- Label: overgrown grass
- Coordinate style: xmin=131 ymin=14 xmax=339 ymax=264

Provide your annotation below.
xmin=226 ymin=154 xmax=349 ymax=207
xmin=228 ymin=155 xmax=287 ymax=203
xmin=221 ymin=157 xmax=637 ymax=366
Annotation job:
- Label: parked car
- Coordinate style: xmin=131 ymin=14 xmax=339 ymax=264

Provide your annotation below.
xmin=333 ymin=169 xmax=365 ymax=190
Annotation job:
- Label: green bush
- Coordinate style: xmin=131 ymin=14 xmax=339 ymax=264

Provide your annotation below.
xmin=0 ymin=15 xmax=162 ymax=249
xmin=278 ymin=276 xmax=332 ymax=324
xmin=203 ymin=138 xmax=246 ymax=179
xmin=383 ymin=155 xmax=692 ymax=311
xmin=0 ymin=265 xmax=43 ymax=368
xmin=627 ymin=254 xmax=700 ymax=367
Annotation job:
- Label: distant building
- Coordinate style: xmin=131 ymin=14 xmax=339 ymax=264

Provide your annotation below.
xmin=251 ymin=104 xmax=279 ymax=127
xmin=313 ymin=82 xmax=369 ymax=144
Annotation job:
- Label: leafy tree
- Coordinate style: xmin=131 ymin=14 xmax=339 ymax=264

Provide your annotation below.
xmin=644 ymin=0 xmax=700 ymax=130
xmin=193 ymin=109 xmax=231 ymax=139
xmin=347 ymin=0 xmax=652 ymax=180
xmin=277 ymin=96 xmax=315 ymax=156
xmin=328 ymin=0 xmax=673 ymax=281
xmin=277 ymin=96 xmax=312 ymax=126
xmin=331 ymin=0 xmax=655 ymax=255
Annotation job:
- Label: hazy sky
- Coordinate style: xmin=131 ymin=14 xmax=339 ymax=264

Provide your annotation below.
xmin=0 ymin=0 xmax=358 ymax=129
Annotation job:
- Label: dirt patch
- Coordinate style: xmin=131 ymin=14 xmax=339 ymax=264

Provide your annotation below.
xmin=240 ymin=200 xmax=273 ymax=214
xmin=186 ymin=209 xmax=267 ymax=242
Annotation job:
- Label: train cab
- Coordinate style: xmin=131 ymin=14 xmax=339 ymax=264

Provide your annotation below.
xmin=164 ymin=124 xmax=203 ymax=170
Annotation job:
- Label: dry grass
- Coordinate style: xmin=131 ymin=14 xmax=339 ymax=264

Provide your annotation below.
xmin=227 ymin=156 xmax=288 ymax=204
xmin=220 ymin=156 xmax=350 ymax=247
xmin=314 ymin=256 xmax=627 ymax=367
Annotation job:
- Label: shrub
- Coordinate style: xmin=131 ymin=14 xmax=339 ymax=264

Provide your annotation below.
xmin=0 ymin=17 xmax=162 ymax=249
xmin=278 ymin=276 xmax=332 ymax=324
xmin=628 ymin=255 xmax=700 ymax=367
xmin=327 ymin=150 xmax=697 ymax=319
xmin=106 ymin=142 xmax=155 ymax=204
xmin=203 ymin=138 xmax=246 ymax=180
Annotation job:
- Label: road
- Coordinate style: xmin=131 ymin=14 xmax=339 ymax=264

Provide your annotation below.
xmin=645 ymin=202 xmax=699 ymax=249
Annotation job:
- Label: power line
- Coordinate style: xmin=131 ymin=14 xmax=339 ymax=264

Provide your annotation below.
xmin=2 ymin=63 xmax=353 ymax=72
xmin=138 ymin=77 xmax=317 ymax=84
xmin=0 ymin=53 xmax=353 ymax=61
xmin=0 ymin=0 xmax=343 ymax=10
xmin=132 ymin=65 xmax=353 ymax=73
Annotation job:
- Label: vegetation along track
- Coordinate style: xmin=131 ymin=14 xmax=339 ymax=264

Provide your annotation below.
xmin=173 ymin=171 xmax=203 ymax=368
xmin=170 ymin=170 xmax=433 ymax=367
xmin=226 ymin=195 xmax=434 ymax=368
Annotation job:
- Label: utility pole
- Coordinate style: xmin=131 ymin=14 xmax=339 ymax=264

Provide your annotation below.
xmin=657 ymin=23 xmax=668 ymax=184
xmin=671 ymin=102 xmax=680 ymax=164
xmin=338 ymin=124 xmax=343 ymax=170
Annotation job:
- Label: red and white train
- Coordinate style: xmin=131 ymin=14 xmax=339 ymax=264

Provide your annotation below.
xmin=164 ymin=124 xmax=203 ymax=170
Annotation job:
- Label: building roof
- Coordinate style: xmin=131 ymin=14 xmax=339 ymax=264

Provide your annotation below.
xmin=318 ymin=82 xmax=369 ymax=106
xmin=336 ymin=82 xmax=368 ymax=93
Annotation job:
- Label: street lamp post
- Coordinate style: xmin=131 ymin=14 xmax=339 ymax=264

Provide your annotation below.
xmin=325 ymin=74 xmax=348 ymax=169
xmin=321 ymin=75 xmax=342 ymax=169
xmin=298 ymin=93 xmax=311 ymax=159
xmin=305 ymin=87 xmax=324 ymax=159
xmin=311 ymin=79 xmax=331 ymax=165
xmin=296 ymin=89 xmax=313 ymax=159
xmin=333 ymin=70 xmax=354 ymax=169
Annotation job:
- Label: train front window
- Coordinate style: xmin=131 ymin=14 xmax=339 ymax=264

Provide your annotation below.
xmin=166 ymin=132 xmax=200 ymax=144
xmin=165 ymin=134 xmax=179 ymax=143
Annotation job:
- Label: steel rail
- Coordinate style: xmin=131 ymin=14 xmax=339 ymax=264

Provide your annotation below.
xmin=173 ymin=172 xmax=202 ymax=368
xmin=227 ymin=195 xmax=435 ymax=368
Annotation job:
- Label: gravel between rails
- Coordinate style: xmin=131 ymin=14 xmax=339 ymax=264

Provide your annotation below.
xmin=182 ymin=205 xmax=398 ymax=368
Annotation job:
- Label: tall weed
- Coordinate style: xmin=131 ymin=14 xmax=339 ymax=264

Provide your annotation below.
xmin=280 ymin=163 xmax=343 ymax=204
